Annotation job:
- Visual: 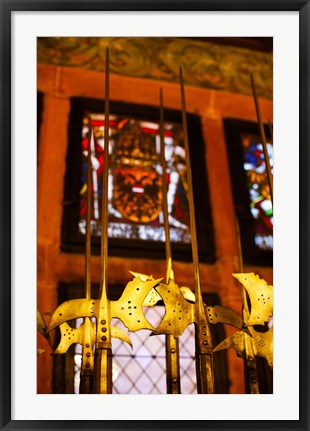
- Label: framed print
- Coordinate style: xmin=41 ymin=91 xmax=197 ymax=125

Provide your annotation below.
xmin=1 ymin=1 xmax=309 ymax=430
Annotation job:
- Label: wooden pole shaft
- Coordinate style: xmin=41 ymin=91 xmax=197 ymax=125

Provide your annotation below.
xmin=159 ymin=88 xmax=181 ymax=394
xmin=250 ymin=73 xmax=273 ymax=204
xmin=159 ymin=88 xmax=173 ymax=284
xmin=79 ymin=124 xmax=95 ymax=394
xmin=85 ymin=124 xmax=93 ymax=300
xmin=179 ymin=67 xmax=214 ymax=394
xmin=94 ymin=47 xmax=112 ymax=394
xmin=100 ymin=47 xmax=110 ymax=295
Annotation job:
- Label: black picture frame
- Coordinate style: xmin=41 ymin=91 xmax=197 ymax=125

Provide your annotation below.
xmin=1 ymin=2 xmax=309 ymax=430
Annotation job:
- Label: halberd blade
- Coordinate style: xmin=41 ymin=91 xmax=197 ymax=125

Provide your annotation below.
xmin=233 ymin=273 xmax=273 ymax=326
xmin=54 ymin=322 xmax=81 ymax=354
xmin=110 ymin=277 xmax=162 ymax=332
xmin=111 ymin=326 xmax=133 ymax=348
xmin=143 ymin=288 xmax=162 ymax=306
xmin=47 ymin=299 xmax=98 ymax=332
xmin=251 ymin=327 xmax=273 ymax=367
xmin=180 ymin=286 xmax=195 ymax=303
xmin=155 ymin=280 xmax=195 ymax=337
xmin=128 ymin=271 xmax=154 ymax=281
xmin=214 ymin=326 xmax=273 ymax=367
xmin=213 ymin=331 xmax=245 ymax=358
xmin=37 ymin=309 xmax=51 ymax=344
xmin=54 ymin=320 xmax=97 ymax=354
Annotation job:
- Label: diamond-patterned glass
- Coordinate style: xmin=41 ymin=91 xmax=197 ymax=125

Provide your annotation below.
xmin=74 ymin=307 xmax=197 ymax=394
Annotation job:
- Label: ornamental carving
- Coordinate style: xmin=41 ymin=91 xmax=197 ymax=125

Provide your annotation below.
xmin=37 ymin=37 xmax=273 ymax=99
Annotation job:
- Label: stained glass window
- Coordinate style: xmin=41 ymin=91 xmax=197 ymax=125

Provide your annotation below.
xmin=79 ymin=114 xmax=191 ymax=244
xmin=62 ymin=98 xmax=215 ymax=262
xmin=241 ymin=134 xmax=273 ymax=251
xmin=224 ymin=119 xmax=273 ymax=266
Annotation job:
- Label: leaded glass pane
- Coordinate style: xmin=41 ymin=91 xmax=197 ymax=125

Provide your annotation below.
xmin=73 ymin=307 xmax=197 ymax=394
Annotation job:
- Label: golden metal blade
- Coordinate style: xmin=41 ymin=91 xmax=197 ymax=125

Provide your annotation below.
xmin=178 ymin=286 xmax=249 ymax=333
xmin=213 ymin=330 xmax=245 ymax=355
xmin=205 ymin=305 xmax=251 ymax=336
xmin=129 ymin=271 xmax=155 ymax=281
xmin=136 ymin=272 xmax=163 ymax=307
xmin=110 ymin=276 xmax=162 ymax=332
xmin=47 ymin=298 xmax=98 ymax=332
xmin=155 ymin=279 xmax=194 ymax=336
xmin=79 ymin=120 xmax=95 ymax=394
xmin=233 ymin=273 xmax=273 ymax=326
xmin=244 ymin=334 xmax=259 ymax=394
xmin=214 ymin=326 xmax=273 ymax=369
xmin=47 ymin=53 xmax=166 ymax=392
xmin=46 ymin=277 xmax=165 ymax=340
xmin=166 ymin=335 xmax=181 ymax=394
xmin=111 ymin=326 xmax=133 ymax=348
xmin=252 ymin=326 xmax=273 ymax=368
xmin=37 ymin=309 xmax=51 ymax=345
xmin=94 ymin=47 xmax=112 ymax=394
xmin=214 ymin=269 xmax=273 ymax=393
xmin=54 ymin=320 xmax=96 ymax=355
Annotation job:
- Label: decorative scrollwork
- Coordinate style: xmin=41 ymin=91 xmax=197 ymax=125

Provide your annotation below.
xmin=37 ymin=37 xmax=273 ymax=99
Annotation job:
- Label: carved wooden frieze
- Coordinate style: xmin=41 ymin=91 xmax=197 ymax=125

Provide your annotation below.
xmin=37 ymin=37 xmax=273 ymax=99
